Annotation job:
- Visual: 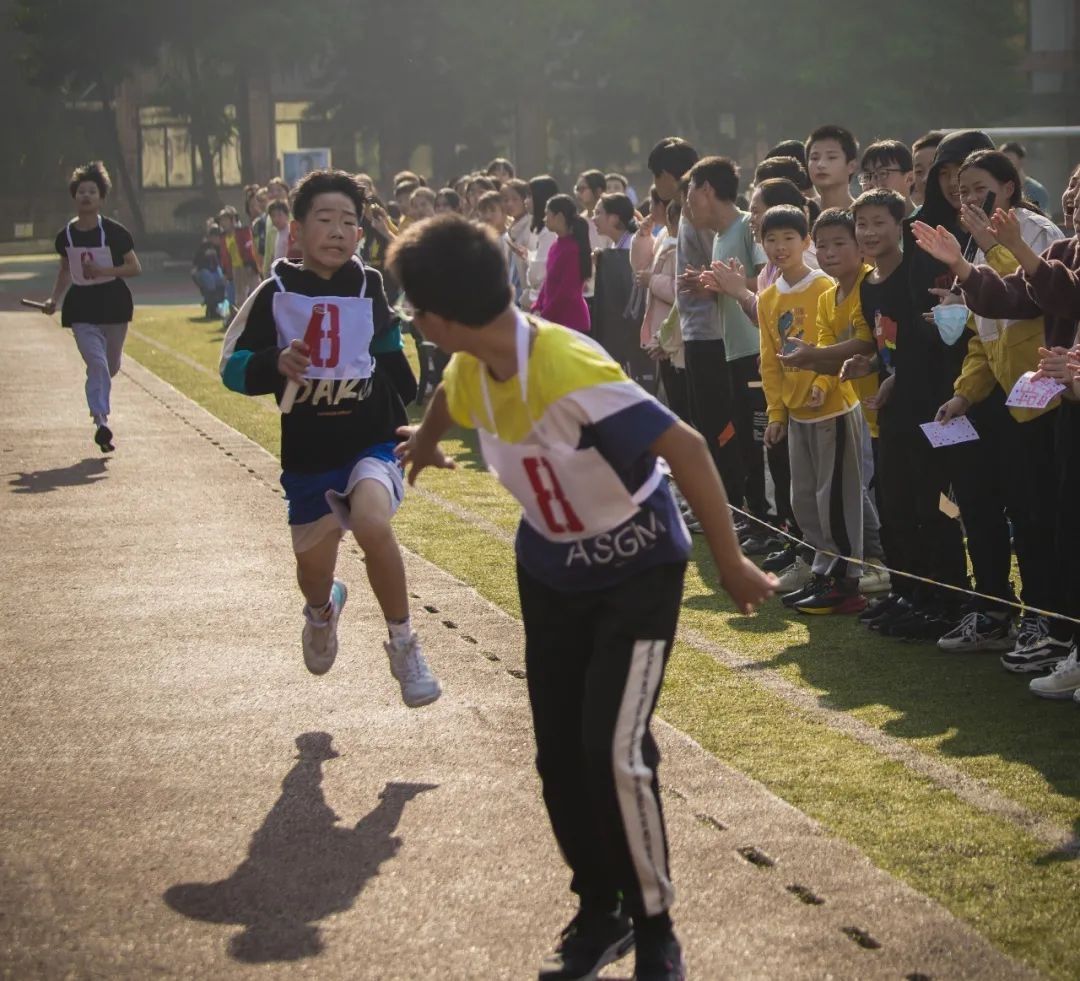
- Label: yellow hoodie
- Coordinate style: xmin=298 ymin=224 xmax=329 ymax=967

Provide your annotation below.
xmin=816 ymin=264 xmax=879 ymax=436
xmin=953 ymin=209 xmax=1066 ymax=422
xmin=759 ymin=268 xmax=858 ymax=424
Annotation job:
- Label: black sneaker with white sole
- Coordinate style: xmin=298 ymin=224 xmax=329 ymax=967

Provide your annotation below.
xmin=633 ymin=931 xmax=686 ymax=980
xmin=94 ymin=424 xmax=114 ymax=453
xmin=1001 ymin=615 xmax=1073 ymax=674
xmin=937 ymin=610 xmax=1015 ymax=652
xmin=538 ymin=908 xmax=634 ymax=980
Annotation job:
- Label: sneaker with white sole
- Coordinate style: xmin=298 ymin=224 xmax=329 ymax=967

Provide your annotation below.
xmin=385 ymin=633 xmax=442 ymax=707
xmin=1029 ymin=645 xmax=1080 ymax=699
xmin=937 ymin=610 xmax=1015 ymax=653
xmin=538 ymin=907 xmax=634 ymax=979
xmin=301 ymin=580 xmax=347 ymax=675
xmin=1001 ymin=615 xmax=1072 ymax=673
xmin=775 ymin=556 xmax=813 ymax=594
xmin=858 ymin=565 xmax=891 ymax=595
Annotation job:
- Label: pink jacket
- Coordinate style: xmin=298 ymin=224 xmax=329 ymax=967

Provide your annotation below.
xmin=641 ymin=234 xmax=677 ymax=347
xmin=533 ymin=235 xmax=591 ymax=333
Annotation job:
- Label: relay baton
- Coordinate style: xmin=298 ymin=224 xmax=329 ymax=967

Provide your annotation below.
xmin=280 ymin=379 xmax=300 ymax=414
xmin=20 ymin=299 xmax=49 ymax=310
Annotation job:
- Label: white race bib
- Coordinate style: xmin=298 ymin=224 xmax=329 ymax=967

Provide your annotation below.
xmin=65 ymin=218 xmax=116 ymax=287
xmin=272 ymin=291 xmax=374 ymax=381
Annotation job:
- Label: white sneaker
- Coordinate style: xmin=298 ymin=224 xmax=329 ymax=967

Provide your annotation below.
xmin=384 ymin=633 xmax=442 ymax=707
xmin=302 ymin=580 xmax=347 ymax=675
xmin=775 ymin=556 xmax=813 ymax=594
xmin=855 ymin=561 xmax=889 ymax=592
xmin=1029 ymin=645 xmax=1080 ymax=699
xmin=1001 ymin=615 xmax=1072 ymax=674
xmin=858 ymin=565 xmax=891 ymax=595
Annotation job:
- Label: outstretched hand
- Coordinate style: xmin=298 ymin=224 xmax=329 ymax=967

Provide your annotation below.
xmin=989 ymin=208 xmax=1025 ymax=255
xmin=718 ymin=555 xmax=777 ymax=615
xmin=911 ymin=221 xmax=963 ymax=267
xmin=395 ymin=425 xmax=457 ymax=485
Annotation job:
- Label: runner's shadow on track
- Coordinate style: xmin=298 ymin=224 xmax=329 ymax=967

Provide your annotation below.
xmin=163 ymin=732 xmax=437 ymax=963
xmin=6 ymin=457 xmax=108 ymax=494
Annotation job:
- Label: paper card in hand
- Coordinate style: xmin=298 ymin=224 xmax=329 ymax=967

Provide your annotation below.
xmin=920 ymin=416 xmax=980 ymax=448
xmin=1004 ymin=371 xmax=1065 ymax=410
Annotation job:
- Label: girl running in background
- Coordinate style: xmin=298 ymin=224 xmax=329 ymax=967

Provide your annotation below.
xmin=41 ymin=161 xmax=142 ymax=454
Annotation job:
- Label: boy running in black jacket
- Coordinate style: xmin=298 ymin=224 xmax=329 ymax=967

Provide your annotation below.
xmin=220 ymin=170 xmax=439 ymax=707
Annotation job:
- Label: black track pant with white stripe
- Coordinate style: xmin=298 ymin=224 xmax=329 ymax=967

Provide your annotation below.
xmin=518 ymin=561 xmax=686 ymax=920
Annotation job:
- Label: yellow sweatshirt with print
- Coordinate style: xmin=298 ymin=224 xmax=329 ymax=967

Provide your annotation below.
xmin=953 ymin=211 xmax=1066 ymax=423
xmin=815 ymin=264 xmax=879 ymax=436
xmin=759 ymin=268 xmax=858 ymax=424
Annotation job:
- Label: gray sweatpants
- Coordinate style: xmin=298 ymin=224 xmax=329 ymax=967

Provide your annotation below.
xmin=788 ymin=410 xmax=865 ymax=579
xmin=72 ymin=322 xmax=128 ymax=426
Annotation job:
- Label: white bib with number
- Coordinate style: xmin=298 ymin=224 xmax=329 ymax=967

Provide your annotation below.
xmin=271 ymin=259 xmax=375 ymax=381
xmin=474 ymin=312 xmax=663 ymax=543
xmin=66 ymin=217 xmax=116 ymax=287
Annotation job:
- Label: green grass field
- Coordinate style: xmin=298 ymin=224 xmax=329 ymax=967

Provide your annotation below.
xmin=125 ymin=306 xmax=1080 ymax=978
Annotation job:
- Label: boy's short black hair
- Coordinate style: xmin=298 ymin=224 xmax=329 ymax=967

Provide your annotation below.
xmin=761 ymin=204 xmax=808 ymax=239
xmin=764 ymin=139 xmax=807 ymax=168
xmin=753 ymin=156 xmax=811 ymax=191
xmin=812 ymin=207 xmax=856 ymax=243
xmin=998 ymin=140 xmax=1026 ymax=158
xmin=688 ymin=156 xmax=740 ymax=201
xmin=861 ymin=139 xmax=913 ymax=173
xmin=388 ymin=214 xmax=512 ymax=327
xmin=912 ymin=130 xmax=946 ymax=155
xmin=291 ymin=170 xmax=367 ymax=222
xmin=604 ymin=172 xmax=629 ymax=188
xmin=806 ymin=125 xmax=859 ymax=162
xmin=267 ymin=199 xmax=290 ymax=217
xmin=851 ymin=188 xmax=907 ymax=224
xmin=647 ymin=137 xmax=699 ymax=179
xmin=69 ymin=160 xmax=111 ymax=198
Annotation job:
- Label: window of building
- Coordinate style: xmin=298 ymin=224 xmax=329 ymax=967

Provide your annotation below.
xmin=275 ymin=101 xmax=313 ymax=165
xmin=139 ymin=106 xmax=242 ymax=189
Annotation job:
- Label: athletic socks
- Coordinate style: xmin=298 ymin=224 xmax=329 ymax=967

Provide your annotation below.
xmin=387 ymin=616 xmax=412 ymax=643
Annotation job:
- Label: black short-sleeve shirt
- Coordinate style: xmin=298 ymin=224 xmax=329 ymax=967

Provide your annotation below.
xmin=54 ymin=217 xmax=135 ymax=327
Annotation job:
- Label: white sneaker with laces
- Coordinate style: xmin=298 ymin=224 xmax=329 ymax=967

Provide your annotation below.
xmin=1029 ymin=645 xmax=1080 ymax=699
xmin=1001 ymin=615 xmax=1071 ymax=673
xmin=775 ymin=556 xmax=813 ymax=594
xmin=302 ymin=580 xmax=347 ymax=675
xmin=858 ymin=565 xmax=891 ymax=595
xmin=385 ymin=632 xmax=442 ymax=707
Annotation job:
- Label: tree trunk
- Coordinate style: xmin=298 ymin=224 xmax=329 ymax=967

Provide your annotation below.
xmin=183 ymin=42 xmax=221 ymax=209
xmin=234 ymin=66 xmax=255 ymax=185
xmin=98 ymin=81 xmax=146 ymax=238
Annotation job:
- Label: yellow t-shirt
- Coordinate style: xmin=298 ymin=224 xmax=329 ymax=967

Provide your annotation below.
xmin=444 ymin=317 xmax=636 ymax=442
xmin=758 ymin=269 xmax=857 ymax=424
xmin=225 ymin=232 xmax=243 ymax=270
xmin=816 ymin=264 xmax=879 ymax=436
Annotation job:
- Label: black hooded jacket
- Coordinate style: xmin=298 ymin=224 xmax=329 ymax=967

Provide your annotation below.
xmin=885 ymin=129 xmax=996 ymax=430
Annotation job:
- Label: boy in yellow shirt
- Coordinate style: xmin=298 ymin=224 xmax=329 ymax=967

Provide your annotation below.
xmin=759 ymin=205 xmax=868 ymax=614
xmin=777 ymin=208 xmax=887 ymax=594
